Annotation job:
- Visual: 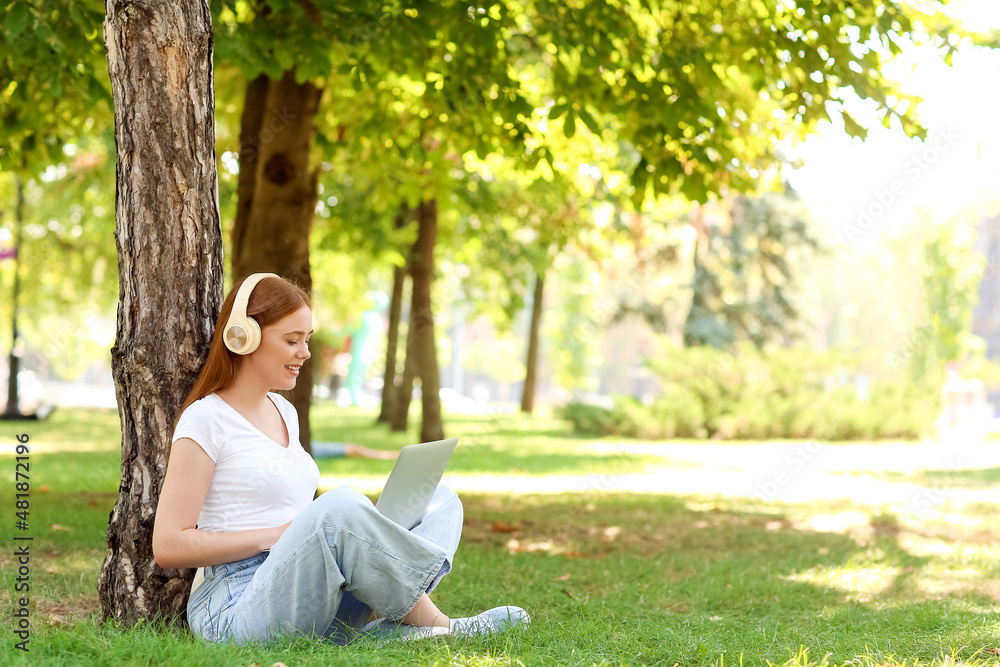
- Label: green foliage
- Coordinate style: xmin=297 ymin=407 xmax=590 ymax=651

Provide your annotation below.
xmin=563 ymin=343 xmax=940 ymax=440
xmin=916 ymin=220 xmax=982 ymax=371
xmin=522 ymin=0 xmax=960 ymax=203
xmin=558 ymin=400 xmax=619 ymax=436
xmin=545 ymin=252 xmax=601 ymax=393
xmin=0 ymin=0 xmax=112 ymax=170
xmin=605 ymin=391 xmax=709 ymax=440
xmin=460 ymin=330 xmax=526 ymax=386
xmin=0 ymin=135 xmax=118 ymax=379
xmin=2 ymin=0 xmax=985 ymax=402
xmin=684 ymin=190 xmax=821 ymax=349
xmin=453 ymin=168 xmax=586 ymax=331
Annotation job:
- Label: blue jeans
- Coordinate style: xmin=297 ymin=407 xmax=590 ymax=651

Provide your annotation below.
xmin=187 ymin=485 xmax=463 ymax=645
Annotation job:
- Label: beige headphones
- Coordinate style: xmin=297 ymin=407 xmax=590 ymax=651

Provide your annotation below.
xmin=224 ymin=273 xmax=280 ymax=355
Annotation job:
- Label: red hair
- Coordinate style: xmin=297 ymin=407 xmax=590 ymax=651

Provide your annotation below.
xmin=178 ymin=275 xmax=311 ymax=417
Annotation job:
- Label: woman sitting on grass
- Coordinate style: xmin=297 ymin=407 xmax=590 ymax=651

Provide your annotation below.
xmin=152 ymin=273 xmax=529 ymax=645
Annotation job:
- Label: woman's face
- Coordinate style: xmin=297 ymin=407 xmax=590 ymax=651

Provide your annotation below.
xmin=245 ymin=304 xmax=313 ymax=391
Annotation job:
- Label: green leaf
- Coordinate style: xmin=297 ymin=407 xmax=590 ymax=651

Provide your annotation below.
xmin=3 ymin=3 xmax=33 ymax=41
xmin=577 ymin=106 xmax=600 ymax=135
xmin=563 ymin=111 xmax=576 ymax=138
xmin=399 ymin=181 xmax=422 ymax=209
xmin=275 ymin=47 xmax=295 ymax=72
xmin=841 ymin=112 xmax=867 ymax=139
xmin=45 ymin=75 xmax=63 ymax=99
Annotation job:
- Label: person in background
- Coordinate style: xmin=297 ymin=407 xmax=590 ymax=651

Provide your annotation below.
xmin=311 ymin=440 xmax=397 ymax=460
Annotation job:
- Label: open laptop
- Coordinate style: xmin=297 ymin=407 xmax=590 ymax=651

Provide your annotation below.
xmin=375 ymin=437 xmax=459 ymax=530
xmin=189 ymin=437 xmax=458 ymax=595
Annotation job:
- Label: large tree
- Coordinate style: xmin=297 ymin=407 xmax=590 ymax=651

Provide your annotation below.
xmin=99 ymin=0 xmax=224 ymax=624
xmin=683 ymin=190 xmax=819 ymax=349
xmin=523 ymin=0 xmax=957 ymax=202
xmin=229 ymin=69 xmax=322 ymax=452
xmin=214 ymin=0 xmax=537 ymax=441
xmin=213 ymin=0 xmax=962 ymax=438
xmin=212 ymin=1 xmax=340 ymax=451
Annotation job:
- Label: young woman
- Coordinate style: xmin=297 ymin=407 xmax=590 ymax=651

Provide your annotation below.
xmin=152 ymin=273 xmax=528 ymax=645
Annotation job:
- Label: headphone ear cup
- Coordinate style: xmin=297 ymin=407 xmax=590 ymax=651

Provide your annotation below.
xmin=224 ymin=316 xmax=261 ymax=355
xmin=242 ymin=317 xmax=262 ymax=354
xmin=223 ymin=272 xmax=279 ymax=355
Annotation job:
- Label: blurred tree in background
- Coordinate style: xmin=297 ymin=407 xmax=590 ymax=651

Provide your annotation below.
xmin=0 ymin=0 xmax=993 ymax=442
xmin=684 ymin=189 xmax=820 ymax=349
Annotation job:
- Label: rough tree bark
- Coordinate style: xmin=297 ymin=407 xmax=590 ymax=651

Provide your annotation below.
xmin=390 ymin=308 xmax=417 ymax=433
xmin=231 ymin=70 xmax=322 ymax=453
xmin=100 ymin=0 xmax=224 ymax=624
xmin=410 ymin=199 xmax=444 ymax=442
xmin=520 ymin=268 xmax=545 ymax=413
xmin=377 ymin=203 xmax=409 ymax=425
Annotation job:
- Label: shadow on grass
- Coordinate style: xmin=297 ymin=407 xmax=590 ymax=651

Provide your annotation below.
xmin=5 ymin=407 xmax=647 ymax=489
xmin=481 ymin=427 xmax=593 ymax=440
xmin=310 ymin=405 xmax=650 ymax=477
xmin=922 ymin=467 xmax=1000 ymax=489
xmin=315 ymin=444 xmax=658 ymax=478
xmin=450 ymin=494 xmax=996 ymax=665
xmin=7 ymin=491 xmax=1000 ymax=666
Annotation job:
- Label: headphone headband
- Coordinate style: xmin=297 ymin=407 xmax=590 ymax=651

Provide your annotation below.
xmin=223 ymin=272 xmax=280 ymax=355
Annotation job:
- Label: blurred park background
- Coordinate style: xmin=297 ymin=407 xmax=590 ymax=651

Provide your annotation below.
xmin=2 ymin=1 xmax=1000 ymax=443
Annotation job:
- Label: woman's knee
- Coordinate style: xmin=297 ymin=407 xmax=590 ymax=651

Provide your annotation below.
xmin=428 ymin=485 xmax=463 ymax=519
xmin=316 ymin=486 xmax=375 ymax=513
xmin=294 ymin=487 xmax=377 ymax=528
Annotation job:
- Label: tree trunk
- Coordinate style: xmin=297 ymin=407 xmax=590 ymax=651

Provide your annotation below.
xmin=231 ymin=74 xmax=268 ymax=254
xmin=231 ymin=70 xmax=322 ymax=453
xmin=520 ymin=268 xmax=545 ymax=414
xmin=377 ymin=203 xmax=409 ymax=424
xmin=390 ymin=315 xmax=416 ymax=433
xmin=100 ymin=0 xmax=223 ymax=625
xmin=411 ymin=199 xmax=444 ymax=442
xmin=3 ymin=176 xmax=24 ymax=417
xmin=683 ymin=208 xmax=712 ymax=348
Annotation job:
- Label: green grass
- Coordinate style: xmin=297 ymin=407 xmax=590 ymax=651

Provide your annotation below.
xmin=8 ymin=406 xmax=659 ymax=492
xmin=847 ymin=468 xmax=1000 ymax=490
xmin=921 ymin=467 xmax=1000 ymax=489
xmin=2 ymin=407 xmax=999 ymax=666
xmin=311 ymin=403 xmax=661 ymax=478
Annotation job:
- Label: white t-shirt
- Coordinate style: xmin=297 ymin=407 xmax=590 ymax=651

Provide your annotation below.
xmin=172 ymin=392 xmax=320 ymax=533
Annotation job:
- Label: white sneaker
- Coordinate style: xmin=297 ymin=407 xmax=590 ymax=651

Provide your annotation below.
xmin=449 ymin=606 xmax=531 ymax=638
xmin=361 ymin=618 xmax=451 ymax=643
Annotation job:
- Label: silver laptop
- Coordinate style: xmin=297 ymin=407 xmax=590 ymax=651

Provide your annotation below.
xmin=375 ymin=437 xmax=458 ymax=529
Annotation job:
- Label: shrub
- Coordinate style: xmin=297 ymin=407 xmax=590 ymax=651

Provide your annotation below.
xmin=649 ymin=384 xmax=707 ymax=438
xmin=559 ymin=400 xmax=619 ymax=436
xmin=564 ymin=343 xmax=941 ymax=441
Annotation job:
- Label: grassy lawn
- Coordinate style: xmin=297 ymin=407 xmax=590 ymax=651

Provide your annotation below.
xmin=1 ymin=407 xmax=999 ymax=665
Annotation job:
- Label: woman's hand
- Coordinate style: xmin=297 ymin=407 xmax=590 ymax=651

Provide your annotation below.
xmin=264 ymin=520 xmax=293 ymax=551
xmin=154 ymin=439 xmax=298 ymax=569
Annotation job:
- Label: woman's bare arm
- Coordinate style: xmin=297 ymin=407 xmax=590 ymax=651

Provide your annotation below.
xmin=152 ymin=438 xmax=290 ymax=570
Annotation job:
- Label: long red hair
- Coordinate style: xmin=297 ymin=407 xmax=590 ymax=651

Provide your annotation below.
xmin=178 ymin=274 xmax=311 ymax=418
